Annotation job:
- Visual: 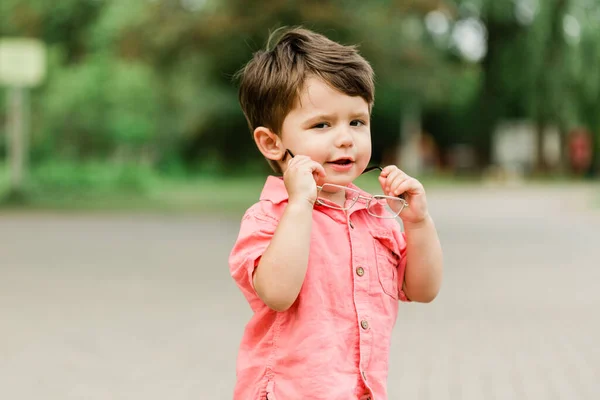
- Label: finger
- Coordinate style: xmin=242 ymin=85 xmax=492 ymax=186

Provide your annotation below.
xmin=384 ymin=169 xmax=405 ymax=191
xmin=289 ymin=157 xmax=327 ymax=179
xmin=379 ymin=170 xmax=400 ymax=193
xmin=378 ymin=174 xmax=386 ymax=189
xmin=287 ymin=154 xmax=299 ymax=167
xmin=287 ymin=155 xmax=310 ymax=169
xmin=389 ymin=176 xmax=410 ymax=196
xmin=391 ymin=178 xmax=419 ymax=197
xmin=290 ymin=156 xmax=316 ymax=169
xmin=379 ymin=165 xmax=397 ymax=178
xmin=308 ymin=161 xmax=327 ymax=179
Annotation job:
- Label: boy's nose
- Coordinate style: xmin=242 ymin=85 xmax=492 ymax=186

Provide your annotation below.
xmin=335 ymin=128 xmax=354 ymax=147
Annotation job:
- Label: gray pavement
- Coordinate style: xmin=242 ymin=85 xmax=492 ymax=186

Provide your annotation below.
xmin=1 ymin=183 xmax=599 ymax=399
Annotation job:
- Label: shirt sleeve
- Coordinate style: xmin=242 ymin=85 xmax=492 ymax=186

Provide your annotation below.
xmin=229 ymin=206 xmax=278 ymax=303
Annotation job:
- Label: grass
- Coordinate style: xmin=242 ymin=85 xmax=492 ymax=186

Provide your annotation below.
xmin=0 ymin=176 xmax=264 ymax=216
xmin=0 ymin=163 xmax=262 ymax=215
xmin=0 ymin=173 xmax=460 ymax=215
xmin=0 ymin=164 xmax=597 ymax=215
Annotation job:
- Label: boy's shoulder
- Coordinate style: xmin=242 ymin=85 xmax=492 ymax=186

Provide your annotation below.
xmin=240 ymin=175 xmax=288 ymax=224
xmin=242 ymin=199 xmax=284 ymax=225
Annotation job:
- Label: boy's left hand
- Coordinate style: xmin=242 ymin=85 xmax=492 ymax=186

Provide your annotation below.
xmin=378 ymin=166 xmax=429 ymax=225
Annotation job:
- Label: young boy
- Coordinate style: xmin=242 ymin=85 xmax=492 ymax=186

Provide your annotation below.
xmin=229 ymin=27 xmax=443 ymax=400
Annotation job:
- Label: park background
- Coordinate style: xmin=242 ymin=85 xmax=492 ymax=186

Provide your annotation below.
xmin=0 ymin=0 xmax=599 ymax=209
xmin=1 ymin=1 xmax=599 ymax=399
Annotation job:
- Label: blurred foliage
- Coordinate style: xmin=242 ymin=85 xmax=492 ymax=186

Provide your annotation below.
xmin=0 ymin=0 xmax=599 ymax=183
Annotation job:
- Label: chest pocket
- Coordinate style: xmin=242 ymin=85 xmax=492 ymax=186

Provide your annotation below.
xmin=371 ymin=229 xmax=400 ymax=300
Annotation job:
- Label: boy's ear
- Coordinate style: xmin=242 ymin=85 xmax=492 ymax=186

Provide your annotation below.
xmin=253 ymin=126 xmax=285 ymax=162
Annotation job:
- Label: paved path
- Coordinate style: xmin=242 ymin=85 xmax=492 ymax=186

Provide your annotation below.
xmin=1 ymin=184 xmax=599 ymax=399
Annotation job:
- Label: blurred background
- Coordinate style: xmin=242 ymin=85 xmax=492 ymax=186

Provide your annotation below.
xmin=0 ymin=0 xmax=598 ymax=208
xmin=1 ymin=1 xmax=599 ymax=399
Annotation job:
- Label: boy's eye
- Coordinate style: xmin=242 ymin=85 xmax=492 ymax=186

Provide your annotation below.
xmin=312 ymin=122 xmax=329 ymax=129
xmin=350 ymin=120 xmax=366 ymax=127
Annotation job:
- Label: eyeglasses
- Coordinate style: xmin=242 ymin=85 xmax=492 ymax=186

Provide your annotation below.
xmin=285 ymin=150 xmax=409 ymax=219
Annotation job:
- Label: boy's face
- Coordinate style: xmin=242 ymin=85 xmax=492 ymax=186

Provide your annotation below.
xmin=280 ymin=76 xmax=371 ymax=187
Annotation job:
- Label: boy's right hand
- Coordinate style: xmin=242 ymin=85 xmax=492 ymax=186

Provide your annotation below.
xmin=283 ymin=155 xmax=327 ymax=207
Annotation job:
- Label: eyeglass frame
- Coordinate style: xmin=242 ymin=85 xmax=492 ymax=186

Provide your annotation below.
xmin=284 ymin=149 xmax=409 ymax=217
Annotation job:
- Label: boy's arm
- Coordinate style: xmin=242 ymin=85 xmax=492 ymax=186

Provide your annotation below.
xmin=253 ymin=155 xmax=326 ymax=312
xmin=379 ymin=166 xmax=443 ymax=303
xmin=403 ymin=216 xmax=443 ymax=302
xmin=252 ymin=201 xmax=313 ymax=312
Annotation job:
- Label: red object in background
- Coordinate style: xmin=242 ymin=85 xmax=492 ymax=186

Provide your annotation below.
xmin=568 ymin=128 xmax=593 ymax=174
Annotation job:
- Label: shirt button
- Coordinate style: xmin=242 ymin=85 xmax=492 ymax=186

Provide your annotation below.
xmin=360 ymin=320 xmax=369 ymax=330
xmin=356 ymin=267 xmax=365 ymax=276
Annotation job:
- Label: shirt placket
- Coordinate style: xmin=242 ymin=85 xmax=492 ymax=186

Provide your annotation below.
xmin=347 ymin=211 xmax=375 ymax=396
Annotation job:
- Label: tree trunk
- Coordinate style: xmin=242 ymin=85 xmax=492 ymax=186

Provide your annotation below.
xmin=397 ymin=101 xmax=422 ymax=175
xmin=534 ymin=0 xmax=569 ymax=173
xmin=535 ymin=120 xmax=547 ymax=173
xmin=7 ymin=87 xmax=29 ymax=195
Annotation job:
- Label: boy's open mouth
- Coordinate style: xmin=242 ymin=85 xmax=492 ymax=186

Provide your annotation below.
xmin=328 ymin=158 xmax=353 ymax=165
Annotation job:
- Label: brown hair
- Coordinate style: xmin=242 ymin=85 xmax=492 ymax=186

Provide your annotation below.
xmin=236 ymin=27 xmax=375 ymax=173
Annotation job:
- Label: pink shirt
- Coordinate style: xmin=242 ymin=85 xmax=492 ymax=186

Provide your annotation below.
xmin=229 ymin=176 xmax=409 ymax=400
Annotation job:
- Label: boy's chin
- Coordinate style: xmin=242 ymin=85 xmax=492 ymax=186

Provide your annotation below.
xmin=324 ymin=175 xmax=359 ymax=187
